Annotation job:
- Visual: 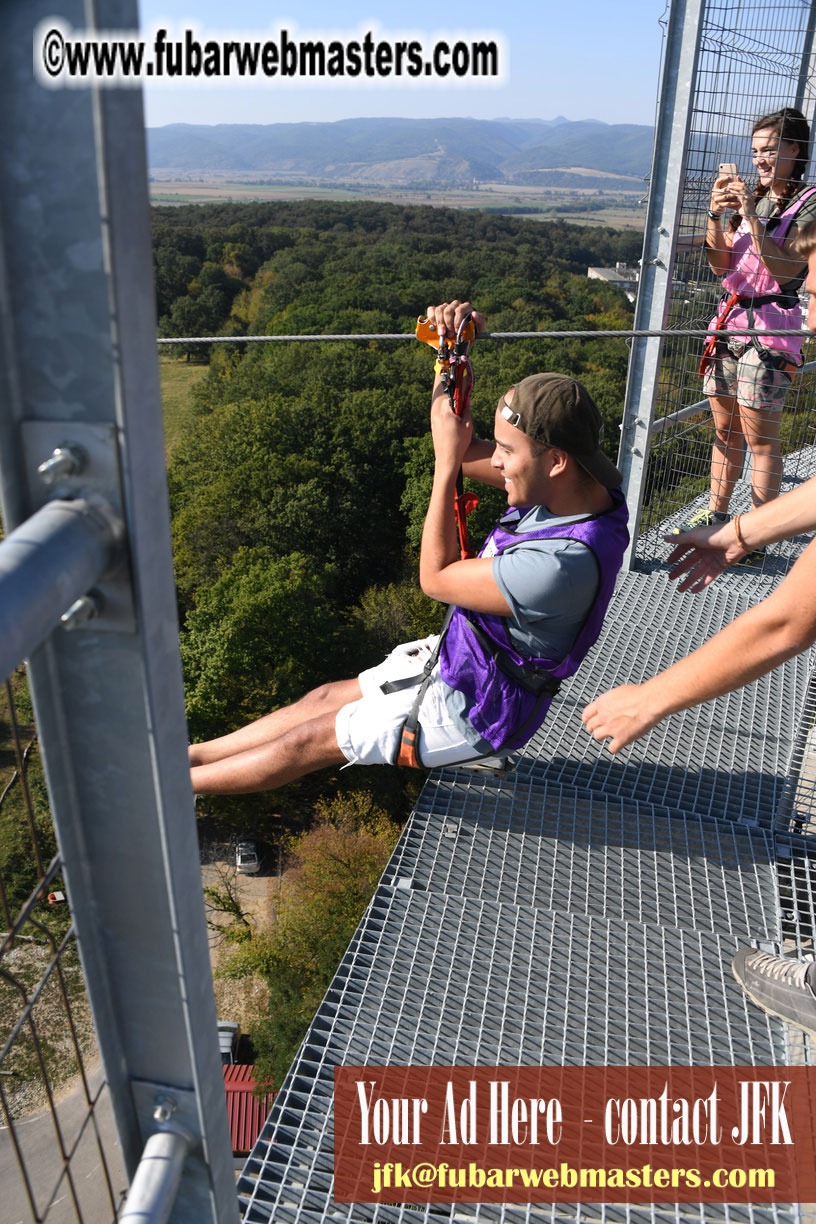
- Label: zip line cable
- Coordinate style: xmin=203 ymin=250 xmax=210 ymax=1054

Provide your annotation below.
xmin=157 ymin=326 xmax=814 ymax=344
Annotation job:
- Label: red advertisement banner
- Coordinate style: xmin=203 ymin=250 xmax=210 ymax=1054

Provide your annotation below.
xmin=334 ymin=1065 xmax=816 ymax=1203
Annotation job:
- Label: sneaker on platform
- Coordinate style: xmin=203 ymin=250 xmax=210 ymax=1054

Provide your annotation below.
xmin=732 ymin=948 xmax=816 ymax=1039
xmin=671 ymin=508 xmax=728 ymax=535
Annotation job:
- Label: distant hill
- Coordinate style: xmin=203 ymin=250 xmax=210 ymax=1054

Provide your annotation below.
xmin=146 ymin=117 xmax=653 ymax=190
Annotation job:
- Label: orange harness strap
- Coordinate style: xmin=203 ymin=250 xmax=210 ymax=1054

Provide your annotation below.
xmin=385 ymin=610 xmax=454 ymax=769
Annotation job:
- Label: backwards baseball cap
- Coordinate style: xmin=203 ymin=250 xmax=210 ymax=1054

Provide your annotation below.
xmin=499 ymin=373 xmax=623 ymax=488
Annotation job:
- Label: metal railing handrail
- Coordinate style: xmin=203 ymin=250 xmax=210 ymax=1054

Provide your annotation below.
xmin=119 ymin=1129 xmax=194 ymax=1224
xmin=0 ymin=499 xmax=121 ymax=681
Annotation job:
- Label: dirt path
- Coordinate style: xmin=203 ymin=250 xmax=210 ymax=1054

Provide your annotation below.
xmin=201 ymin=859 xmax=275 ymax=951
xmin=201 ymin=852 xmax=278 ymax=1040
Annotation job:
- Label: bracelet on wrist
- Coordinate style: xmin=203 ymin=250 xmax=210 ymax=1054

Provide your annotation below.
xmin=708 ymin=209 xmax=722 ymax=220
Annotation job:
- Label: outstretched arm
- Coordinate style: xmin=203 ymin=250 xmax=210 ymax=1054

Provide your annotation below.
xmin=666 ymin=474 xmax=816 ymax=592
xmin=582 ymin=536 xmax=816 ymax=752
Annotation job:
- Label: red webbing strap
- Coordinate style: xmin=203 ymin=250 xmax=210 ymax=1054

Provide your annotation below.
xmin=699 ymin=292 xmax=739 ymax=375
xmin=451 ymin=330 xmax=479 ymax=559
xmin=454 ymin=480 xmax=480 ymax=560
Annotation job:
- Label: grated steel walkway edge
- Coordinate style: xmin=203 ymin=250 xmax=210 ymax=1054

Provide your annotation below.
xmin=516 ymin=570 xmax=816 ymax=833
xmin=239 ymin=457 xmax=816 ymax=1224
xmin=238 ymin=882 xmax=790 ymax=1224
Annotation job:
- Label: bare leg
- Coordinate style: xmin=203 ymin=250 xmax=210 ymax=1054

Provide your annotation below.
xmin=192 ymin=710 xmax=347 ymax=794
xmin=189 ymin=678 xmax=362 ymax=766
xmin=708 ymin=394 xmax=743 ymax=514
xmin=739 ymin=402 xmax=782 ymax=508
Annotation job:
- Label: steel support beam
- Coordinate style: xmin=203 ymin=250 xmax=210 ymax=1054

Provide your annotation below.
xmin=617 ymin=0 xmax=706 ymax=568
xmin=794 ymin=0 xmax=816 ymax=122
xmin=0 ymin=4 xmax=238 ymax=1222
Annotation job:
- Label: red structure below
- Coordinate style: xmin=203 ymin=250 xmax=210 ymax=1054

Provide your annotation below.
xmin=222 ymin=1065 xmax=274 ymax=1154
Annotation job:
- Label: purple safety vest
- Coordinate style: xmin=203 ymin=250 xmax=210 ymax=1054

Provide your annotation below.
xmin=438 ymin=488 xmax=629 ymax=752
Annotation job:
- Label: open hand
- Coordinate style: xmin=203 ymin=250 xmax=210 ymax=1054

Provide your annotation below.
xmin=663 ymin=520 xmax=743 ymax=592
xmin=581 ymin=684 xmax=659 ymax=753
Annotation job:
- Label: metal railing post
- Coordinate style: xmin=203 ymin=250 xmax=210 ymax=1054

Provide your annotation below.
xmin=617 ymin=0 xmax=706 ymax=567
xmin=794 ymin=1 xmax=816 ymax=121
xmin=0 ymin=3 xmax=238 ymax=1221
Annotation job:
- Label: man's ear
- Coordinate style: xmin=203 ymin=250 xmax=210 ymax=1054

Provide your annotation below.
xmin=547 ymin=447 xmax=570 ymax=476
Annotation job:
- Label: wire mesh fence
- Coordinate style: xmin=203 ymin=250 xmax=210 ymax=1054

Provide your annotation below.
xmin=636 ymin=0 xmax=816 ymax=569
xmin=0 ymin=670 xmax=124 ymax=1224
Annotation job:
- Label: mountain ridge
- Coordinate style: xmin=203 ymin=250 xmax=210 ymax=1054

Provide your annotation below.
xmin=147 ymin=116 xmax=653 ymax=189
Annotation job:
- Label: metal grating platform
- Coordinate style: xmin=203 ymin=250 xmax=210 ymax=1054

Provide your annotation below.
xmin=236 ymin=1202 xmax=796 ymax=1224
xmin=238 ymin=887 xmax=789 ymax=1224
xmin=239 ymin=449 xmax=816 ymax=1224
xmin=517 ymin=572 xmax=816 ymax=832
xmin=385 ymin=776 xmax=780 ymax=940
xmin=772 ymin=832 xmax=816 ymax=946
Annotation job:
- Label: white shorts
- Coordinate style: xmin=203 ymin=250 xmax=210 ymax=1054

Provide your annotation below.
xmin=334 ymin=635 xmax=482 ymax=769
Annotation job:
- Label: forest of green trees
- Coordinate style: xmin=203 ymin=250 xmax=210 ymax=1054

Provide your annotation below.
xmin=155 ymin=199 xmax=639 ymax=1077
xmin=157 ymin=200 xmax=637 ymax=796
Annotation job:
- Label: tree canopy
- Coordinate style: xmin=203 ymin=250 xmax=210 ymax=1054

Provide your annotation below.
xmin=156 ymin=197 xmax=639 ymax=1077
xmin=159 ymin=199 xmax=636 ymax=812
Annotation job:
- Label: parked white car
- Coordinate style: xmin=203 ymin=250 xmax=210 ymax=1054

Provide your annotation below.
xmin=235 ymin=839 xmax=261 ymax=875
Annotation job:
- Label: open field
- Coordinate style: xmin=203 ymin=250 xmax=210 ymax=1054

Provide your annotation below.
xmin=159 ymin=353 xmax=209 ymax=458
xmin=149 ymin=177 xmax=646 ymax=230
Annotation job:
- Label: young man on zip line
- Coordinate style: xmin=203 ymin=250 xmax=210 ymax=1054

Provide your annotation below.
xmin=189 ymin=300 xmax=629 ymax=795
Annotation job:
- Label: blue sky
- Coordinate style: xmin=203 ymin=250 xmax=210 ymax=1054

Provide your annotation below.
xmin=138 ymin=0 xmax=667 ymax=129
